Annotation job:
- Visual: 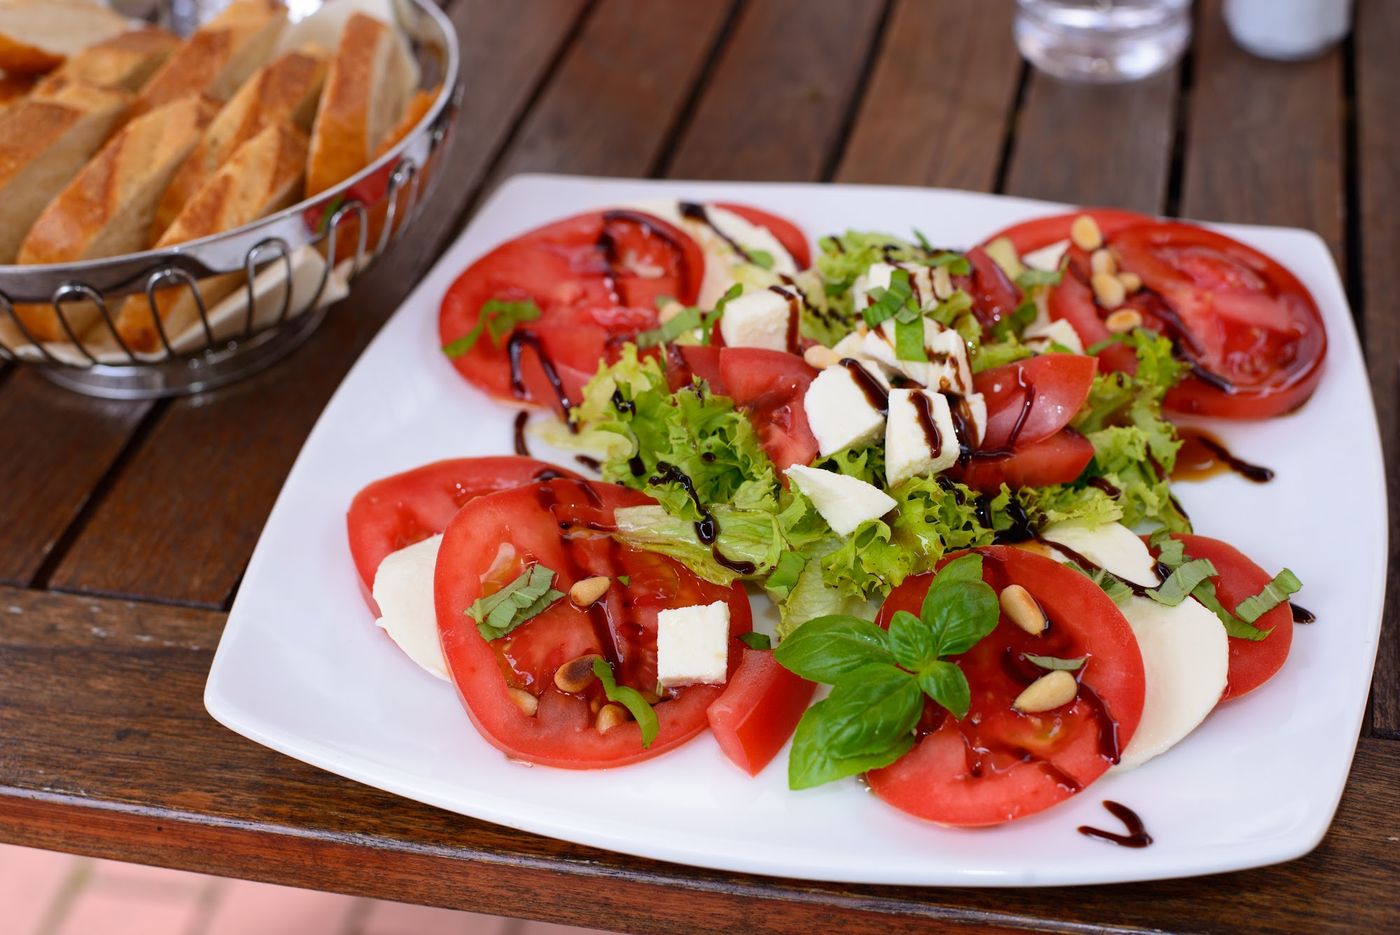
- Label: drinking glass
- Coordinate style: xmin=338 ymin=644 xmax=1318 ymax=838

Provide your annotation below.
xmin=1015 ymin=0 xmax=1192 ymax=83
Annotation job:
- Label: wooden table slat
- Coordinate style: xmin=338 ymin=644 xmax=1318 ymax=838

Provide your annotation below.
xmin=0 ymin=585 xmax=1395 ymax=934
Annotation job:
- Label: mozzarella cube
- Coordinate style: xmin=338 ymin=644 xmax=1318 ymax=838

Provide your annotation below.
xmin=372 ymin=534 xmax=450 ymax=681
xmin=856 ymin=320 xmax=972 ymax=395
xmin=1023 ymin=238 xmax=1069 ymax=272
xmin=657 ymin=600 xmax=730 ymax=688
xmin=960 ymin=391 xmax=988 ymax=446
xmin=803 ymin=360 xmax=888 ymax=456
xmin=1040 ymin=521 xmax=1159 ymax=587
xmin=785 ymin=464 xmax=897 ymax=536
xmin=719 ymin=287 xmax=795 ymax=352
xmin=885 ymin=388 xmax=960 ymax=486
xmin=852 ymin=260 xmax=940 ymax=312
xmin=1024 ymin=318 xmax=1085 ymax=354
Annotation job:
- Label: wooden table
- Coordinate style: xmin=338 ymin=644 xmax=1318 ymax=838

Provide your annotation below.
xmin=2 ymin=1 xmax=1396 ymax=931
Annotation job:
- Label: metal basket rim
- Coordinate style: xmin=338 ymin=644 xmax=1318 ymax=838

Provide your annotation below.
xmin=0 ymin=0 xmax=460 ymax=280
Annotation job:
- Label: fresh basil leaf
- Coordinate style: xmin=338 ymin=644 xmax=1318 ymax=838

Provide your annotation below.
xmin=442 ymin=299 xmax=542 ymax=358
xmin=1021 ymin=652 xmax=1086 ymax=671
xmin=887 ymin=609 xmax=938 ymax=670
xmin=617 ymin=574 xmax=631 ymax=586
xmin=592 ymin=658 xmax=660 ymax=748
xmin=1150 ymin=529 xmax=1185 ymax=567
xmin=918 ymin=659 xmax=971 ymax=719
xmin=924 ymin=579 xmax=1000 ymax=656
xmin=635 ymin=306 xmax=706 ymax=348
xmin=1234 ymin=568 xmax=1303 ymax=624
xmin=787 ymin=699 xmax=915 ymax=790
xmin=1016 ymin=267 xmax=1063 ymax=289
xmin=1090 ymin=568 xmax=1134 ymax=604
xmin=773 ymin=614 xmax=894 ymax=683
xmin=739 ymin=632 xmax=773 ymax=650
xmin=748 ymin=248 xmax=775 ymax=270
xmin=926 ymin=552 xmax=984 ymax=588
xmin=1192 ymin=578 xmax=1271 ymax=642
xmin=921 ymin=252 xmax=971 ymax=275
xmin=862 ymin=267 xmax=913 ymax=328
xmin=893 ymin=314 xmax=928 ymax=362
xmin=468 ymin=564 xmax=564 ymax=641
xmin=822 ymin=664 xmax=923 ymax=754
xmin=913 ymin=228 xmax=934 ymax=253
xmin=1148 ymin=558 xmax=1217 ymax=607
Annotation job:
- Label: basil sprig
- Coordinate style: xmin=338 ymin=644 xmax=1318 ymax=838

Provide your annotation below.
xmin=633 ymin=283 xmax=742 ymax=349
xmin=442 ymin=298 xmax=542 ymax=359
xmin=775 ymin=554 xmax=999 ymax=790
xmin=592 ymin=659 xmax=659 ymax=748
xmin=1149 ymin=531 xmax=1302 ymax=641
xmin=468 ymin=564 xmax=564 ymax=641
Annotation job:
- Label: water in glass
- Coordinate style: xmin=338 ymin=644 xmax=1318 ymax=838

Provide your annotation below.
xmin=1015 ymin=0 xmax=1192 ymax=83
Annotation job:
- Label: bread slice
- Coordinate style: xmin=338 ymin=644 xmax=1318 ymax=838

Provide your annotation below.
xmin=34 ymin=27 xmax=180 ymax=96
xmin=115 ymin=123 xmax=308 ymax=352
xmin=0 ymin=81 xmax=129 ymax=264
xmin=0 ymin=1 xmax=130 ymax=75
xmin=154 ymin=43 xmax=326 ymax=237
xmin=133 ymin=0 xmax=287 ymax=116
xmin=305 ymin=12 xmax=412 ymax=197
xmin=0 ymin=71 xmax=37 ymax=110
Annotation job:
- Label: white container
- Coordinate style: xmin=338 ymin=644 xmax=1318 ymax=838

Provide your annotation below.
xmin=1224 ymin=0 xmax=1353 ymax=60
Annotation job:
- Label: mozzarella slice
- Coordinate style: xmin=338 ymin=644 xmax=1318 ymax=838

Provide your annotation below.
xmin=1023 ymin=238 xmax=1069 ymax=272
xmin=802 ymin=359 xmax=888 ymax=456
xmin=1024 ymin=317 xmax=1084 ymax=354
xmin=885 ymin=388 xmax=959 ymax=486
xmin=633 ymin=200 xmax=799 ymax=308
xmin=785 ymin=464 xmax=896 ymax=536
xmin=371 ymin=534 xmax=449 ymax=681
xmin=718 ymin=286 xmax=796 ymax=352
xmin=1038 ymin=522 xmax=1230 ymax=770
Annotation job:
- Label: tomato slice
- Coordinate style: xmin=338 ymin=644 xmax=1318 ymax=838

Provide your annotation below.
xmin=346 ymin=457 xmax=581 ymax=613
xmin=1111 ymin=224 xmax=1326 ymax=419
xmin=1147 ymin=534 xmax=1294 ymax=700
xmin=984 ymin=209 xmax=1155 ymax=255
xmin=439 ymin=210 xmax=704 ymax=416
xmin=867 ymin=546 xmax=1145 ymax=827
xmin=706 ymin=647 xmax=817 ymax=776
xmin=664 ymin=343 xmax=727 ymax=394
xmin=714 ymin=203 xmax=811 ymax=269
xmin=956 ymin=246 xmax=1023 ymax=329
xmin=718 ymin=347 xmax=819 ymax=473
xmin=973 ymin=355 xmax=1097 ymax=452
xmin=436 ymin=479 xmax=752 ymax=768
xmin=951 ymin=429 xmax=1095 ymax=493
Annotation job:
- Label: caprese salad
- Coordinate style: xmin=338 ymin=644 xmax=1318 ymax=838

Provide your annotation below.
xmin=347 ymin=199 xmax=1320 ymax=832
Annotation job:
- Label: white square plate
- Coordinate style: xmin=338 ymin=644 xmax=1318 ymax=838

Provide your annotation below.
xmin=206 ymin=174 xmax=1386 ymax=886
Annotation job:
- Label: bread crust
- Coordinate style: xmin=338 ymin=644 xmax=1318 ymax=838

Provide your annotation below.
xmin=133 ymin=0 xmax=287 ymax=116
xmin=35 ymin=27 xmax=181 ymax=96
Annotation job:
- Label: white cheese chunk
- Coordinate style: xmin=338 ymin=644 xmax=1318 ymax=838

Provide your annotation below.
xmin=785 ymin=464 xmax=897 ymax=536
xmin=1022 ymin=238 xmax=1069 ymax=272
xmin=960 ymin=391 xmax=988 ymax=446
xmin=1024 ymin=318 xmax=1085 ymax=354
xmin=371 ymin=534 xmax=449 ymax=681
xmin=802 ymin=360 xmax=889 ymax=456
xmin=833 ymin=320 xmax=973 ymax=396
xmin=719 ymin=286 xmax=795 ymax=352
xmin=1038 ymin=521 xmax=1230 ymax=770
xmin=885 ymin=388 xmax=959 ymax=486
xmin=853 ymin=260 xmax=942 ymax=312
xmin=656 ymin=600 xmax=730 ymax=688
xmin=1040 ymin=521 xmax=1159 ymax=587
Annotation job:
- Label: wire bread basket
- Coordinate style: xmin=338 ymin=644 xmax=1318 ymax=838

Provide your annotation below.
xmin=0 ymin=0 xmax=461 ymax=400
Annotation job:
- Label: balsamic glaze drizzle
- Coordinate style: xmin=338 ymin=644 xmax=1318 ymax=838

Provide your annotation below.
xmin=1173 ymin=429 xmax=1275 ymax=483
xmin=575 ymin=455 xmax=602 ymax=472
xmin=678 ymin=201 xmax=752 ymax=262
xmin=648 ymin=461 xmax=756 ymax=575
xmin=507 ymin=331 xmax=576 ymax=431
xmin=1078 ymin=800 xmax=1153 ymax=848
xmin=840 ymin=358 xmax=889 ymax=413
xmin=767 ymin=284 xmax=802 ymax=354
xmin=1290 ymin=603 xmax=1316 ymax=623
xmin=512 ymin=411 xmax=530 ymax=457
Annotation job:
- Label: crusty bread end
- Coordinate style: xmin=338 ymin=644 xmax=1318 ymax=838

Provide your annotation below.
xmin=133 ymin=0 xmax=288 ymax=116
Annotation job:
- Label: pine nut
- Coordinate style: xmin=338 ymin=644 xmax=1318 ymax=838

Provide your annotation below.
xmin=1091 ymin=272 xmax=1126 ymax=310
xmin=1000 ymin=584 xmax=1048 ymax=635
xmin=1105 ymin=308 xmax=1143 ymax=334
xmin=1070 ymin=214 xmax=1103 ymax=252
xmin=554 ymin=654 xmax=602 ymax=694
xmin=508 ymin=687 xmax=538 ymax=717
xmin=1013 ymin=670 xmax=1078 ymax=714
xmin=1118 ymin=271 xmax=1143 ymax=293
xmin=569 ymin=576 xmax=610 ymax=608
xmin=595 ymin=703 xmax=630 ymax=734
xmin=803 ymin=345 xmax=839 ymax=370
xmin=931 ymin=264 xmax=955 ymax=300
xmin=1090 ymin=248 xmax=1117 ymax=277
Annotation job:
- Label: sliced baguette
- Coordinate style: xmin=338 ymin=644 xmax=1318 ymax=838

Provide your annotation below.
xmin=115 ymin=122 xmax=308 ymax=352
xmin=34 ymin=27 xmax=180 ymax=96
xmin=0 ymin=1 xmax=130 ymax=75
xmin=0 ymin=70 xmax=36 ymax=110
xmin=12 ymin=95 xmax=217 ymax=342
xmin=305 ymin=12 xmax=412 ymax=197
xmin=154 ymin=43 xmax=326 ymax=237
xmin=133 ymin=0 xmax=287 ymax=116
xmin=0 ymin=81 xmax=129 ymax=264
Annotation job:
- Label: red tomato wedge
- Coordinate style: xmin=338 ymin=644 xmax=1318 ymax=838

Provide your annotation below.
xmin=973 ymin=355 xmax=1098 ymax=452
xmin=715 ymin=203 xmax=812 ymax=269
xmin=957 ymin=245 xmax=1024 ymax=329
xmin=984 ymin=208 xmax=1154 ymax=255
xmin=346 ymin=457 xmax=581 ymax=614
xmin=1147 ymin=534 xmax=1294 ymax=700
xmin=867 ymin=547 xmax=1145 ymax=827
xmin=439 ymin=210 xmax=704 ymax=417
xmin=952 ymin=429 xmax=1095 ymax=493
xmin=435 ymin=479 xmax=752 ymax=768
xmin=707 ymin=648 xmax=817 ymax=776
xmin=718 ymin=347 xmax=819 ymax=473
xmin=664 ymin=344 xmax=726 ymax=394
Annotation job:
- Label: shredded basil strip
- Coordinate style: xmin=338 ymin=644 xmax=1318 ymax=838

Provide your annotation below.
xmin=635 ymin=306 xmax=706 ymax=348
xmin=863 ymin=267 xmax=914 ymax=328
xmin=1021 ymin=652 xmax=1086 ymax=671
xmin=442 ymin=298 xmax=542 ymax=359
xmin=1235 ymin=568 xmax=1303 ymax=624
xmin=1192 ymin=578 xmax=1271 ymax=641
xmin=1148 ymin=558 xmax=1217 ymax=607
xmin=739 ymin=632 xmax=773 ymax=650
xmin=748 ymin=248 xmax=775 ymax=270
xmin=1016 ymin=267 xmax=1063 ymax=289
xmin=893 ymin=313 xmax=928 ymax=362
xmin=591 ymin=658 xmax=659 ymax=747
xmin=1150 ymin=529 xmax=1186 ymax=567
xmin=468 ymin=564 xmax=564 ymax=641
